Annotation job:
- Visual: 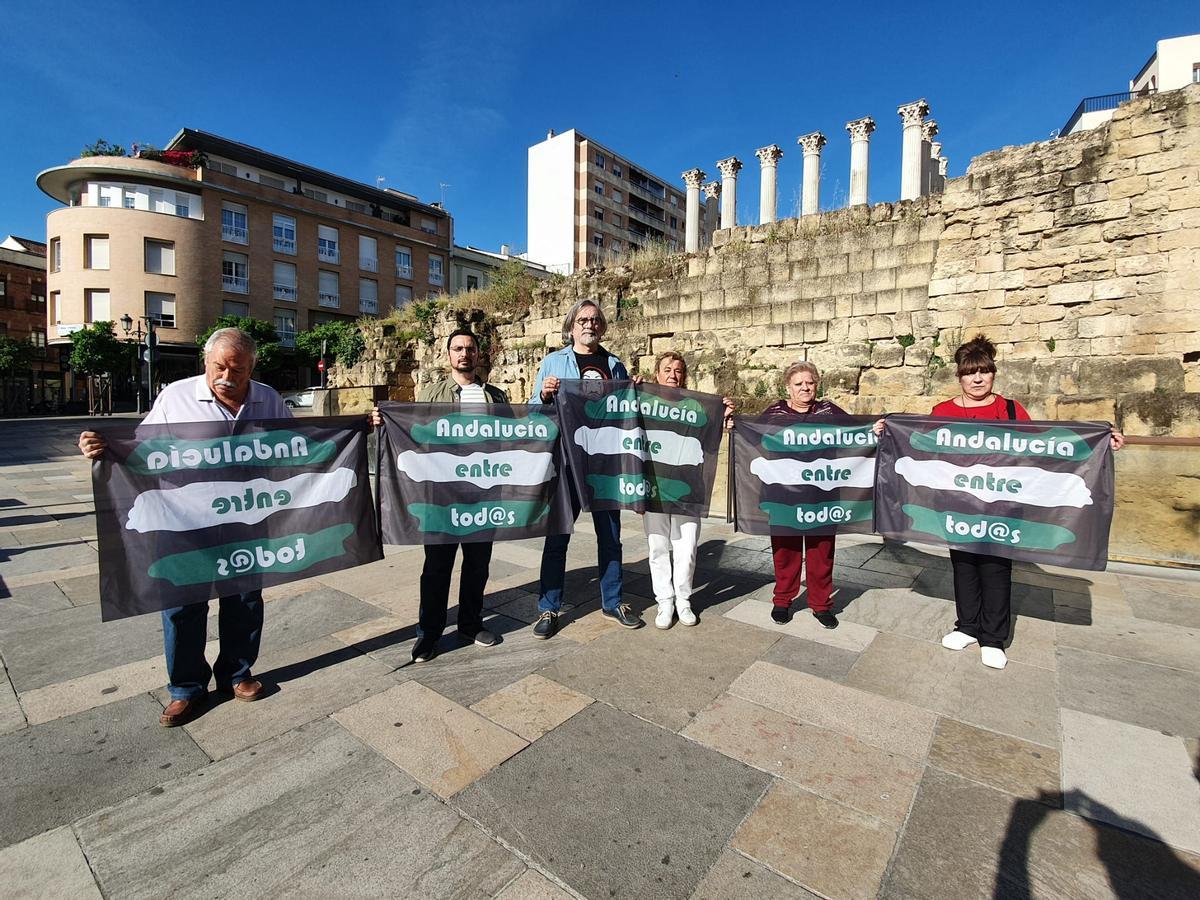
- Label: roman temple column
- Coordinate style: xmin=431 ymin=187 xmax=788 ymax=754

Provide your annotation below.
xmin=797 ymin=131 xmax=826 ymax=216
xmin=755 ymin=144 xmax=784 ymax=224
xmin=898 ymin=99 xmax=930 ymax=201
xmin=845 ymin=117 xmax=876 ymax=206
xmin=681 ymin=168 xmax=706 ymax=252
xmin=716 ymin=157 xmax=743 ymax=229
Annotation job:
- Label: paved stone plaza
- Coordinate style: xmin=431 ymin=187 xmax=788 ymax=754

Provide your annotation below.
xmin=1 ymin=417 xmax=1199 ymax=899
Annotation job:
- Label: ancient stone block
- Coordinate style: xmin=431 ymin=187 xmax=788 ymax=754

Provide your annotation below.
xmin=1047 ymin=282 xmax=1094 ymax=304
xmin=863 ymin=269 xmax=897 ymax=292
xmin=1116 ymin=133 xmax=1163 ymax=159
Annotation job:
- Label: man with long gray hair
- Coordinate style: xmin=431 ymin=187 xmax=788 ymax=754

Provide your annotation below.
xmin=78 ymin=327 xmax=292 ymax=726
xmin=528 ymin=299 xmax=643 ymax=638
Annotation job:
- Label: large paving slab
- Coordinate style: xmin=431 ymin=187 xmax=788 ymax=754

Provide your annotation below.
xmin=846 ymin=632 xmax=1059 ymax=747
xmin=728 ymin=661 xmax=937 ymax=760
xmin=332 ymin=680 xmax=528 ymax=798
xmin=494 ymin=869 xmax=576 ymax=900
xmin=456 ymin=701 xmax=773 ymax=900
xmin=0 ymin=826 xmax=102 ymax=899
xmin=0 ymin=582 xmax=73 ymax=623
xmin=835 ymin=586 xmax=955 ymax=643
xmin=470 ymin=673 xmax=593 ymax=742
xmin=1 ymin=663 xmax=24 ymax=735
xmin=1061 ymin=708 xmax=1200 ymax=855
xmin=225 ymin=585 xmax=385 ymax=655
xmin=927 ymin=716 xmax=1061 ymax=803
xmin=0 ymin=540 xmax=97 ymax=579
xmin=537 ymin=613 xmax=779 ymax=731
xmin=683 ymin=692 xmax=922 ymax=826
xmin=1057 ymin=646 xmax=1200 ymax=737
xmin=732 ymin=779 xmax=898 ymax=900
xmin=0 ymin=694 xmax=210 ymax=849
xmin=881 ymin=766 xmax=1200 ymax=900
xmin=19 ymin=650 xmax=178 ymax=725
xmin=76 ymin=719 xmax=525 ymax=898
xmin=1055 ymin=613 xmax=1200 ymax=672
xmin=691 ymin=849 xmax=821 ymax=899
xmin=1126 ymin=589 xmax=1200 ymax=628
xmin=162 ymin=636 xmax=397 ymax=760
xmin=759 ymin=634 xmax=861 ymax=682
xmin=723 ymin=597 xmax=878 ymax=652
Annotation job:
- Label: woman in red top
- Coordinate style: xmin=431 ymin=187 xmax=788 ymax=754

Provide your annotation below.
xmin=877 ymin=334 xmax=1124 ymax=670
xmin=761 ymin=361 xmax=844 ymax=630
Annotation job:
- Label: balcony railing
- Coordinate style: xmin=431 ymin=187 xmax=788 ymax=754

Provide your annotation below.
xmin=318 ymin=245 xmax=340 ymax=263
xmin=277 ymin=332 xmax=296 ymax=348
xmin=1060 ymin=90 xmax=1155 ymax=137
xmin=274 ymin=236 xmax=296 ymax=254
xmin=359 ymin=297 xmax=378 ymax=314
xmin=274 ymin=284 xmax=297 ymax=302
xmin=360 ymin=257 xmax=378 ymax=272
xmin=222 ymin=224 xmax=248 ymax=243
xmin=318 ymin=292 xmax=340 ymax=308
xmin=627 ymin=203 xmax=665 ymax=223
xmin=222 ymin=274 xmax=249 ymax=293
xmin=396 ymin=264 xmax=413 ymax=280
xmin=429 ymin=272 xmax=444 ymax=286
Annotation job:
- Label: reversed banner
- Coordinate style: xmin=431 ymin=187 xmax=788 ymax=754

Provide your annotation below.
xmin=733 ymin=415 xmax=879 ymax=536
xmin=93 ymin=418 xmax=382 ymax=621
xmin=378 ymin=402 xmax=574 ymax=544
xmin=557 ymin=380 xmax=726 ymax=516
xmin=876 ymin=415 xmax=1115 ymax=569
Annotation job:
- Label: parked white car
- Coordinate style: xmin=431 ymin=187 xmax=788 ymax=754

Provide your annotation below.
xmin=281 ymin=388 xmax=315 ymax=409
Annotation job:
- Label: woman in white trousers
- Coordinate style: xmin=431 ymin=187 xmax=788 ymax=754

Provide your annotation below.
xmin=643 ymin=352 xmax=734 ymax=629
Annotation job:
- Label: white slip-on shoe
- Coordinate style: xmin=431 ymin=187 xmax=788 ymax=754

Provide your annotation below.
xmin=655 ymin=600 xmax=675 ymax=630
xmin=981 ymin=647 xmax=1008 ymax=669
xmin=676 ymin=599 xmax=697 ymax=627
xmin=941 ymin=630 xmax=979 ymax=651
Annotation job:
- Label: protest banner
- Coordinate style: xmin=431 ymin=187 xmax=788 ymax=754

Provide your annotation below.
xmin=732 ymin=415 xmax=879 ymax=535
xmin=92 ymin=417 xmax=381 ymax=621
xmin=556 ymin=380 xmax=726 ymax=516
xmin=378 ymin=402 xmax=574 ymax=544
xmin=875 ymin=415 xmax=1115 ymax=569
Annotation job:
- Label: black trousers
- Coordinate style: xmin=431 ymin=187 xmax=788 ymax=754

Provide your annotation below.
xmin=419 ymin=542 xmax=493 ymax=640
xmin=949 ymin=549 xmax=1012 ymax=648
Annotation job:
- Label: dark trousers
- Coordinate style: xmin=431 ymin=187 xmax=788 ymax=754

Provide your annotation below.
xmin=949 ymin=549 xmax=1012 ymax=648
xmin=162 ymin=592 xmax=263 ymax=702
xmin=770 ymin=535 xmax=835 ymax=612
xmin=419 ymin=542 xmax=493 ymax=640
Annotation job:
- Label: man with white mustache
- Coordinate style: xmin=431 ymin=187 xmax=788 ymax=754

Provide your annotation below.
xmin=78 ymin=327 xmax=292 ymax=726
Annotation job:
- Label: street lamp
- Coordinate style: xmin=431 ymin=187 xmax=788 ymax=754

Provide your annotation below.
xmin=120 ymin=313 xmax=157 ymax=414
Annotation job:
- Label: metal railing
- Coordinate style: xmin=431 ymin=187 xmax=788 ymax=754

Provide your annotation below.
xmin=627 ymin=203 xmax=665 ymax=224
xmin=360 ymin=257 xmax=378 ymax=272
xmin=318 ymin=245 xmax=340 ymax=263
xmin=222 ymin=274 xmax=249 ymax=293
xmin=273 ymin=284 xmax=297 ymax=301
xmin=318 ymin=292 xmax=340 ymax=308
xmin=277 ymin=332 xmax=296 ymax=348
xmin=429 ymin=272 xmax=444 ymax=286
xmin=359 ymin=297 xmax=378 ymax=314
xmin=273 ymin=236 xmax=296 ymax=254
xmin=396 ymin=264 xmax=413 ymax=280
xmin=1060 ymin=90 xmax=1154 ymax=136
xmin=222 ymin=224 xmax=248 ymax=243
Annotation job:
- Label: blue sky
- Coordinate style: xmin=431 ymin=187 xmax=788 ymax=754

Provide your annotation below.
xmin=1 ymin=1 xmax=1195 ymax=255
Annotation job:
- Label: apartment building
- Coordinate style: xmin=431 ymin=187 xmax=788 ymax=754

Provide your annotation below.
xmin=37 ymin=129 xmax=452 ymax=385
xmin=528 ymin=129 xmax=709 ymax=274
xmin=449 ymin=244 xmax=549 ymax=295
xmin=0 ymin=235 xmax=65 ymax=412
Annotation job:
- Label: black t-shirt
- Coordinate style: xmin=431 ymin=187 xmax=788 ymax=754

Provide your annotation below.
xmin=574 ymin=350 xmax=612 ymax=381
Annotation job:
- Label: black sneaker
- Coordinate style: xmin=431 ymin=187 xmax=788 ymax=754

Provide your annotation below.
xmin=532 ymin=611 xmax=558 ymax=640
xmin=814 ymin=611 xmax=839 ymax=629
xmin=459 ymin=627 xmax=498 ymax=647
xmin=411 ymin=637 xmax=438 ymax=662
xmin=602 ymin=604 xmax=644 ymax=629
xmin=771 ymin=605 xmax=792 ymax=624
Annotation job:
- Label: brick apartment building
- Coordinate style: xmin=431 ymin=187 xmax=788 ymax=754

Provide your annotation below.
xmin=0 ymin=235 xmax=65 ymax=413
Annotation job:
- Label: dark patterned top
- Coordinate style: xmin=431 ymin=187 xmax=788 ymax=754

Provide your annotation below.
xmin=760 ymin=398 xmax=848 ymax=422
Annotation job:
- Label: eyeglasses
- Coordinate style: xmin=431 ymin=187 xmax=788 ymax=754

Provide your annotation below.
xmin=575 ymin=316 xmax=602 ymax=327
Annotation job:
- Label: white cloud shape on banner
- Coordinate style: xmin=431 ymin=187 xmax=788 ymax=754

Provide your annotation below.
xmin=572 ymin=426 xmax=703 ymax=466
xmin=749 ymin=455 xmax=876 ymax=490
xmin=398 ymin=449 xmax=556 ymax=488
xmin=894 ymin=458 xmax=1093 ymax=508
xmin=126 ymin=469 xmax=357 ymax=533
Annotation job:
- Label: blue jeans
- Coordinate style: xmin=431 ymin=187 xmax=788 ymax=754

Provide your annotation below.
xmin=538 ymin=509 xmax=623 ymax=613
xmin=162 ymin=591 xmax=263 ymax=701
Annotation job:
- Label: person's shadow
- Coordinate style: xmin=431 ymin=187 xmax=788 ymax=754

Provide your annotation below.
xmin=996 ymin=789 xmax=1200 ymax=899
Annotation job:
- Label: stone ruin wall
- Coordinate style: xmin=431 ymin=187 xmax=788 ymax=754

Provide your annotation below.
xmin=339 ymin=84 xmax=1200 ymax=564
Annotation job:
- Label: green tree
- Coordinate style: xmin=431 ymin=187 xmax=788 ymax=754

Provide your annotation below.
xmin=68 ymin=322 xmax=129 ymax=377
xmin=196 ymin=315 xmax=282 ymax=374
xmin=0 ymin=335 xmax=33 ymax=378
xmin=295 ymin=320 xmax=365 ymax=369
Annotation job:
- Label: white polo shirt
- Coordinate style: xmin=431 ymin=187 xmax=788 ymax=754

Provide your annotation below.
xmin=141 ymin=375 xmax=293 ymax=425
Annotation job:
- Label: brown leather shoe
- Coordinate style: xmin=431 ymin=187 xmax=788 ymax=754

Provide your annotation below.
xmin=232 ymin=679 xmax=264 ymax=702
xmin=159 ymin=698 xmax=200 ymax=727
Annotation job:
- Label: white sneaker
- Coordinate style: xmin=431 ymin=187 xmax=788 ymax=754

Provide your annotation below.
xmin=676 ymin=600 xmax=697 ymax=627
xmin=981 ymin=647 xmax=1008 ymax=669
xmin=655 ymin=600 xmax=675 ymax=630
xmin=941 ymin=631 xmax=978 ymax=651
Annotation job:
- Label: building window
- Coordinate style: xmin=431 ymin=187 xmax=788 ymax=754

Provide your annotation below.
xmin=610 ymin=239 xmax=622 ymax=252
xmin=428 ymin=255 xmax=444 ymax=286
xmin=274 ymin=308 xmax=296 ymax=347
xmin=259 ymin=173 xmax=286 ymax=190
xmin=123 ymin=192 xmax=136 ymax=209
xmin=427 ymin=289 xmax=441 ymax=301
xmin=594 ymin=209 xmax=604 ymax=223
xmin=273 ymin=261 xmax=297 ymax=301
xmin=670 ymin=194 xmax=679 ymax=207
xmin=85 ymin=289 xmax=111 ymax=322
xmin=612 ymin=190 xmax=622 ymax=203
xmin=1194 ymin=63 xmax=1200 ymax=84
xmin=50 ymin=238 xmax=61 ymax=272
xmin=612 ymin=164 xmax=622 ymax=178
xmin=318 ymin=270 xmax=340 ymax=307
xmin=359 ymin=277 xmax=378 ymax=314
xmin=594 ymin=182 xmax=605 ymax=197
xmin=49 ymin=291 xmax=59 ymax=328
xmin=395 ymin=246 xmax=413 ymax=279
xmin=317 ymin=225 xmax=339 ymax=263
xmin=30 ymin=290 xmax=46 ymax=311
xmin=221 ymin=202 xmax=249 ymax=243
xmin=222 ymin=251 xmax=249 ymax=293
xmin=420 ymin=218 xmax=438 ymax=235
xmin=595 ymin=152 xmax=606 ymax=169
xmin=32 ymin=328 xmax=47 ymax=353
xmin=612 ymin=214 xmax=621 ymax=228
xmin=222 ymin=300 xmax=249 ymax=318
xmin=359 ymin=235 xmax=378 ymax=272
xmin=145 ymin=239 xmax=175 ymax=275
xmin=466 ymin=275 xmax=480 ymax=290
xmin=0 ymin=277 xmax=6 ymax=307
xmin=670 ymin=216 xmax=678 ymax=229
xmin=395 ymin=284 xmax=412 ymax=310
xmin=175 ymin=195 xmax=190 ymax=217
xmin=145 ymin=292 xmax=176 ymax=328
xmin=273 ymin=214 xmax=296 ymax=254
xmin=593 ymin=235 xmax=604 ymax=248
xmin=85 ymin=235 xmax=110 ymax=270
